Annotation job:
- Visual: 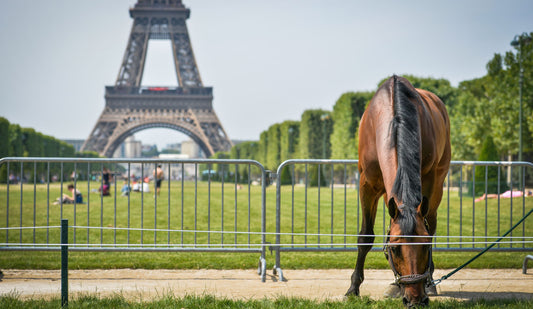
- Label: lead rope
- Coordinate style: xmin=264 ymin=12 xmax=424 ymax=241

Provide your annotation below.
xmin=432 ymin=206 xmax=533 ymax=286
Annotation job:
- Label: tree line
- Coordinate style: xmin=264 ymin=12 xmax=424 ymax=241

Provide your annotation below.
xmin=227 ymin=33 xmax=533 ymax=186
xmin=0 ymin=117 xmax=100 ymax=182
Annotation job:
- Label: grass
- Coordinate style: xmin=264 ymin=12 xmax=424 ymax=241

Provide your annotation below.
xmin=0 ymin=174 xmax=532 ymax=270
xmin=1 ymin=294 xmax=532 ymax=309
xmin=0 ymin=164 xmax=532 ymax=308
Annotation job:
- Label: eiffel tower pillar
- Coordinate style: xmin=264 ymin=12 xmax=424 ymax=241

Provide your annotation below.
xmin=81 ymin=0 xmax=232 ymax=157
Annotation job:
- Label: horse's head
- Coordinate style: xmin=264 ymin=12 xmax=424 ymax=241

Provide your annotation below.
xmin=386 ymin=197 xmax=432 ymax=307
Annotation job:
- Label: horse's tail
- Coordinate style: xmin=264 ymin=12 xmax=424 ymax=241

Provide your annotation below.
xmin=390 ymin=75 xmax=422 ymax=208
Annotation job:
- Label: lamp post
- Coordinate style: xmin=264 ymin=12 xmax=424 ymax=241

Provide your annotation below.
xmin=510 ymin=32 xmax=532 ymax=163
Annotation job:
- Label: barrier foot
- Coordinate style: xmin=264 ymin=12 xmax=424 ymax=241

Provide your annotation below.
xmin=523 ymin=255 xmax=533 ymax=274
xmin=258 ymin=257 xmax=266 ymax=282
xmin=273 ymin=266 xmax=284 ymax=282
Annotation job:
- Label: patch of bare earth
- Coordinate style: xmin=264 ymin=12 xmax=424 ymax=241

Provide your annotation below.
xmin=1 ymin=269 xmax=532 ymax=301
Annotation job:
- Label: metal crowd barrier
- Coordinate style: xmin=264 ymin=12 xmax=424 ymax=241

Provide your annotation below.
xmin=272 ymin=160 xmax=533 ymax=279
xmin=1 ymin=157 xmax=532 ymax=282
xmin=0 ymin=157 xmax=268 ymax=281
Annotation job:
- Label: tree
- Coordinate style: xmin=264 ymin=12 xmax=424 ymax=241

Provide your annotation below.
xmin=266 ymin=123 xmax=281 ymax=170
xmin=330 ymin=92 xmax=372 ymax=159
xmin=8 ymin=123 xmax=23 ymax=157
xmin=298 ymin=109 xmax=332 ymax=159
xmin=0 ymin=117 xmax=9 ymax=158
xmin=279 ymin=120 xmax=299 ymax=163
xmin=0 ymin=117 xmax=9 ymax=182
xmin=258 ymin=131 xmax=268 ymax=166
xmin=472 ymin=135 xmax=508 ymax=195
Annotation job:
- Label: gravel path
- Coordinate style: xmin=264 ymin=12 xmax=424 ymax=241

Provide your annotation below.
xmin=1 ymin=268 xmax=532 ymax=301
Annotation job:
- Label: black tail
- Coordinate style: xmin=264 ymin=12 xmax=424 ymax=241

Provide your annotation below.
xmin=390 ymin=75 xmax=422 ymax=208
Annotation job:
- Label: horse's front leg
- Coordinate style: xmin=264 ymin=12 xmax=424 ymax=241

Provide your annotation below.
xmin=345 ymin=228 xmax=375 ymax=296
xmin=425 ymin=211 xmax=439 ymax=295
xmin=345 ymin=180 xmax=381 ymax=297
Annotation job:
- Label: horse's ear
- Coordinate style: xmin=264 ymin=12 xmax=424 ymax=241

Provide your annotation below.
xmin=388 ymin=198 xmax=398 ymax=219
xmin=418 ymin=196 xmax=429 ymax=217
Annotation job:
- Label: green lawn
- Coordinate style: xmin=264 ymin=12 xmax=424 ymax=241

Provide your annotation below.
xmin=0 ymin=178 xmax=532 ymax=270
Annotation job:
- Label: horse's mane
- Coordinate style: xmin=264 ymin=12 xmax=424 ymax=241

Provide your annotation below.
xmin=389 ymin=75 xmax=422 ymax=235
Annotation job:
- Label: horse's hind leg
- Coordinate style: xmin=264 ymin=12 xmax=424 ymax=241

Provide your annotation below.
xmin=345 ymin=175 xmax=382 ymax=296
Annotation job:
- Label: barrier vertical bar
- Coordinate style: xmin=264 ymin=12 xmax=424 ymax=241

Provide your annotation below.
xmin=208 ymin=163 xmax=212 ymax=246
xmin=291 ymin=164 xmax=295 ymax=247
xmin=234 ymin=164 xmax=238 ymax=248
xmin=343 ymin=164 xmax=347 ymax=248
xmin=497 ymin=165 xmax=501 ymax=248
xmin=181 ymin=163 xmax=184 ymax=245
xmin=20 ymin=162 xmax=23 ymax=243
xmin=167 ymin=163 xmax=171 ymax=246
xmin=100 ymin=163 xmax=104 ymax=246
xmin=113 ymin=163 xmax=117 ymax=247
xmin=275 ymin=165 xmax=282 ymax=272
xmin=194 ymin=164 xmax=198 ymax=246
xmin=141 ymin=163 xmax=144 ymax=246
xmin=73 ymin=163 xmax=78 ymax=245
xmin=33 ymin=161 xmax=36 ymax=245
xmin=446 ymin=168 xmax=450 ymax=248
xmin=304 ymin=164 xmax=308 ymax=246
xmin=5 ymin=162 xmax=9 ymax=244
xmin=330 ymin=164 xmax=334 ymax=247
xmin=522 ymin=165 xmax=526 ymax=249
xmin=484 ymin=166 xmax=488 ymax=247
xmin=510 ymin=166 xmax=513 ymax=248
xmin=248 ymin=164 xmax=252 ymax=247
xmin=221 ymin=164 xmax=224 ymax=245
xmin=153 ymin=163 xmax=157 ymax=247
xmin=87 ymin=163 xmax=90 ymax=246
xmin=261 ymin=164 xmax=267 ymax=282
xmin=47 ymin=162 xmax=50 ymax=245
xmin=61 ymin=219 xmax=68 ymax=308
xmin=459 ymin=166 xmax=463 ymax=248
xmin=127 ymin=162 xmax=130 ymax=247
xmin=317 ymin=164 xmax=321 ymax=247
xmin=472 ymin=165 xmax=476 ymax=248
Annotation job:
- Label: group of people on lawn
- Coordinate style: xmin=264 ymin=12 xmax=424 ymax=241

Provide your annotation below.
xmin=54 ymin=165 xmax=164 ymax=205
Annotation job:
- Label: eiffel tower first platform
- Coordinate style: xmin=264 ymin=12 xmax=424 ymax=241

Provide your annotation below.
xmin=81 ymin=0 xmax=233 ymax=157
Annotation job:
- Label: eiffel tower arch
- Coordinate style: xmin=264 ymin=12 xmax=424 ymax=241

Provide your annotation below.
xmin=81 ymin=0 xmax=232 ymax=157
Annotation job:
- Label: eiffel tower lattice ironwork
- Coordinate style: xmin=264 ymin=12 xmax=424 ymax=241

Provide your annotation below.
xmin=81 ymin=0 xmax=232 ymax=157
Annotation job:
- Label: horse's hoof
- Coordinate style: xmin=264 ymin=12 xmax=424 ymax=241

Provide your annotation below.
xmin=383 ymin=283 xmax=401 ymax=298
xmin=344 ymin=287 xmax=359 ymax=297
xmin=425 ymin=283 xmax=438 ymax=296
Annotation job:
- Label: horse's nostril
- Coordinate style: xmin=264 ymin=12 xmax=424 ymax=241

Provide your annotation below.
xmin=402 ymin=296 xmax=409 ymax=306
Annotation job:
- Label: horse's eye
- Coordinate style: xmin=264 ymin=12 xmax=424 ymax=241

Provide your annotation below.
xmin=391 ymin=246 xmax=401 ymax=255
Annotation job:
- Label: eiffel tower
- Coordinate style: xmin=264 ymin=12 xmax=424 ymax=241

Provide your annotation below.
xmin=81 ymin=0 xmax=233 ymax=157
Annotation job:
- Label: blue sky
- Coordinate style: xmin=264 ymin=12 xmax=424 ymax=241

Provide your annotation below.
xmin=1 ymin=0 xmax=532 ymax=150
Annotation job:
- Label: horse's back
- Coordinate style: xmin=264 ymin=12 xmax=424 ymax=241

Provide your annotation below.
xmin=416 ymin=88 xmax=451 ymax=176
xmin=357 ymin=77 xmax=451 ymax=200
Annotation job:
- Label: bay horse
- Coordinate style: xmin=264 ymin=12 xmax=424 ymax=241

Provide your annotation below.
xmin=345 ymin=75 xmax=451 ymax=307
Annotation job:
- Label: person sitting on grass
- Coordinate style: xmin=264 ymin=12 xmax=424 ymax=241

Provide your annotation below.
xmin=475 ymin=190 xmax=532 ymax=203
xmin=53 ymin=184 xmax=83 ymax=205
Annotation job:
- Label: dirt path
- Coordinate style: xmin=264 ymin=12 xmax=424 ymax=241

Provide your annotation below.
xmin=1 ymin=268 xmax=532 ymax=301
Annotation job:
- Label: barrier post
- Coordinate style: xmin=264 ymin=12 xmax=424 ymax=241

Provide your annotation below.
xmin=61 ymin=219 xmax=68 ymax=307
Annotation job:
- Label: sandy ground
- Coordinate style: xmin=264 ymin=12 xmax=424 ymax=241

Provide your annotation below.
xmin=0 ymin=268 xmax=532 ymax=301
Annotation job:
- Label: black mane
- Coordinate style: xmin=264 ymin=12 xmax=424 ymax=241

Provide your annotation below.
xmin=389 ymin=75 xmax=422 ymax=235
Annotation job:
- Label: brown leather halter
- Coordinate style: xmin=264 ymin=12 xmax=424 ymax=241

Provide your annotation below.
xmin=384 ymin=218 xmax=432 ymax=285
